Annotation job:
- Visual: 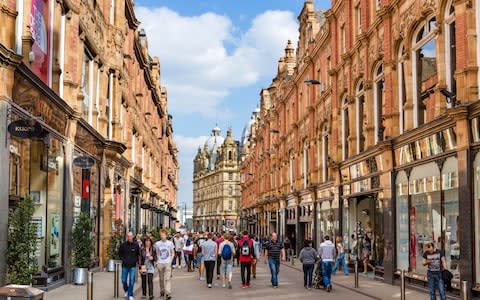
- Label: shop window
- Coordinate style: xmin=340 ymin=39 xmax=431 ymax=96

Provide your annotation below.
xmin=356 ymin=82 xmax=365 ymax=153
xmin=374 ymin=64 xmax=384 ymax=143
xmin=9 ymin=152 xmax=20 ymax=196
xmin=341 ymin=96 xmax=350 ymax=159
xmin=413 ymin=17 xmax=438 ymax=127
xmin=396 ymin=171 xmax=409 ymax=271
xmin=444 ymin=1 xmax=456 ymax=108
xmin=474 ymin=153 xmax=480 ymax=284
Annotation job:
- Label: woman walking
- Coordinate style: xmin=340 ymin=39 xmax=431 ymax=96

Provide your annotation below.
xmin=332 ymin=237 xmax=349 ymax=275
xmin=299 ymin=240 xmax=318 ymax=289
xmin=362 ymin=235 xmax=375 ymax=274
xmin=140 ymin=237 xmax=156 ymax=300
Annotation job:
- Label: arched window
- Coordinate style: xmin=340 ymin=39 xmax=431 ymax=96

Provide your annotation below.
xmin=444 ymin=1 xmax=456 ymax=108
xmin=374 ymin=64 xmax=384 ymax=143
xmin=398 ymin=44 xmax=407 ymax=134
xmin=228 ymin=151 xmax=233 ymax=161
xmin=341 ymin=96 xmax=350 ymax=159
xmin=412 ymin=16 xmax=437 ymax=127
xmin=355 ymin=82 xmax=365 ymax=153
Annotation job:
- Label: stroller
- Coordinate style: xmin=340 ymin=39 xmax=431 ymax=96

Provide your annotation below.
xmin=313 ymin=259 xmax=324 ymax=289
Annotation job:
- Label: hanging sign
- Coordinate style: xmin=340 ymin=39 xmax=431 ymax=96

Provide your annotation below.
xmin=73 ymin=156 xmax=95 ymax=169
xmin=7 ymin=120 xmax=43 ymax=139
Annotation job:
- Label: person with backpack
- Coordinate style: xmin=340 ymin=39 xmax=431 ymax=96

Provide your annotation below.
xmin=218 ymin=233 xmax=236 ymax=289
xmin=237 ymin=231 xmax=255 ymax=288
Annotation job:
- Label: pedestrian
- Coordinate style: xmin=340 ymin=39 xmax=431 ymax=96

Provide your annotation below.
xmin=195 ymin=232 xmax=207 ymax=280
xmin=183 ymin=233 xmax=194 ymax=272
xmin=140 ymin=237 xmax=157 ymax=300
xmin=173 ymin=233 xmax=184 ymax=269
xmin=234 ymin=235 xmax=240 ymax=267
xmin=154 ymin=229 xmax=175 ymax=300
xmin=423 ymin=242 xmax=447 ymax=300
xmin=136 ymin=233 xmax=146 ymax=297
xmin=202 ymin=232 xmax=218 ymax=288
xmin=332 ymin=236 xmax=349 ymax=275
xmin=299 ymin=239 xmax=318 ymax=289
xmin=251 ymin=235 xmax=260 ymax=279
xmin=215 ymin=232 xmax=224 ymax=280
xmin=362 ymin=234 xmax=375 ymax=274
xmin=283 ymin=237 xmax=291 ymax=261
xmin=319 ymin=235 xmax=336 ymax=292
xmin=118 ymin=232 xmax=141 ymax=300
xmin=264 ymin=232 xmax=285 ymax=288
xmin=238 ymin=231 xmax=255 ymax=288
xmin=218 ymin=233 xmax=236 ymax=289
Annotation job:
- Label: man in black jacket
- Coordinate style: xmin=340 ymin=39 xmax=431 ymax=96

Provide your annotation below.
xmin=119 ymin=231 xmax=140 ymax=300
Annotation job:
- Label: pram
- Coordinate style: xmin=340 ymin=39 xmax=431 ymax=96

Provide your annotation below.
xmin=313 ymin=260 xmax=324 ymax=289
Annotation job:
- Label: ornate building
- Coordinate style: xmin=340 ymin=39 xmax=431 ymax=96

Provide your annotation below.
xmin=193 ymin=127 xmax=241 ymax=232
xmin=0 ymin=0 xmax=178 ymax=287
xmin=241 ymin=0 xmax=480 ymax=296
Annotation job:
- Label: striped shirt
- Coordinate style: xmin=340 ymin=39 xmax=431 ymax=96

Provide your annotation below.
xmin=265 ymin=240 xmax=284 ymax=260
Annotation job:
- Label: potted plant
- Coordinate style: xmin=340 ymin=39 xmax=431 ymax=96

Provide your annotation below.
xmin=7 ymin=195 xmax=38 ymax=284
xmin=106 ymin=219 xmax=124 ymax=272
xmin=72 ymin=212 xmax=94 ymax=285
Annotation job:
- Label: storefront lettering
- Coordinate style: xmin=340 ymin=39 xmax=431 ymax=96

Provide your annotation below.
xmin=7 ymin=120 xmax=43 ymax=139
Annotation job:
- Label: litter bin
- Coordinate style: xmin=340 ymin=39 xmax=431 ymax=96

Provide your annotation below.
xmin=0 ymin=285 xmax=44 ymax=300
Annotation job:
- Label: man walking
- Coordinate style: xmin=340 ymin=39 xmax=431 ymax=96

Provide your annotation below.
xmin=263 ymin=232 xmax=285 ymax=288
xmin=423 ymin=242 xmax=447 ymax=300
xmin=238 ymin=231 xmax=255 ymax=288
xmin=319 ymin=235 xmax=336 ymax=292
xmin=218 ymin=233 xmax=235 ymax=289
xmin=118 ymin=232 xmax=140 ymax=300
xmin=154 ymin=229 xmax=175 ymax=300
xmin=173 ymin=233 xmax=184 ymax=269
xmin=202 ymin=232 xmax=218 ymax=288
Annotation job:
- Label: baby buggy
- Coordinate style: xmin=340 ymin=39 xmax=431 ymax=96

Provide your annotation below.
xmin=313 ymin=259 xmax=324 ymax=289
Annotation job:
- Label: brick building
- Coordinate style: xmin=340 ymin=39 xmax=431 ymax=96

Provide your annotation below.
xmin=0 ymin=0 xmax=178 ymax=287
xmin=241 ymin=0 xmax=480 ymax=295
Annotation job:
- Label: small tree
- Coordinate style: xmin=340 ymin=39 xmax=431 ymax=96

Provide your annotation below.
xmin=7 ymin=196 xmax=38 ymax=284
xmin=72 ymin=212 xmax=94 ymax=268
xmin=107 ymin=219 xmax=124 ymax=260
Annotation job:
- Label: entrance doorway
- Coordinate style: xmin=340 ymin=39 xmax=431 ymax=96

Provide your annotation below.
xmin=343 ymin=195 xmax=384 ymax=272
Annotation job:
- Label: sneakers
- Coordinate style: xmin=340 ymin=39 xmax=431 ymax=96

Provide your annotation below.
xmin=199 ymin=277 xmax=205 ymax=281
xmin=207 ymin=284 xmax=212 ymax=288
xmin=160 ymin=292 xmax=165 ymax=297
xmin=129 ymin=297 xmax=135 ymax=300
xmin=222 ymin=284 xmax=226 ymax=288
xmin=241 ymin=284 xmax=247 ymax=289
xmin=228 ymin=282 xmax=232 ymax=289
xmin=217 ymin=275 xmax=220 ymax=280
xmin=165 ymin=295 xmax=172 ymax=300
xmin=326 ymin=284 xmax=332 ymax=292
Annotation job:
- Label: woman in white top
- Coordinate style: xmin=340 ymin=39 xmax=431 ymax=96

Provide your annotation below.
xmin=332 ymin=236 xmax=349 ymax=275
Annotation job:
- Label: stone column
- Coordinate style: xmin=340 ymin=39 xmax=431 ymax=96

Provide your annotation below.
xmin=0 ymin=100 xmax=11 ymax=286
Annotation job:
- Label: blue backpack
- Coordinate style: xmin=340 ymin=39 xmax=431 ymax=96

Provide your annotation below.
xmin=221 ymin=244 xmax=232 ymax=260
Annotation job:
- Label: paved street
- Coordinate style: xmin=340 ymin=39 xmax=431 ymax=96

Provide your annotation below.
xmin=44 ymin=260 xmax=440 ymax=300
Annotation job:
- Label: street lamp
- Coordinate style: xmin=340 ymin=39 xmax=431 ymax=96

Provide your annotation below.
xmin=270 ymin=129 xmax=280 ymax=134
xmin=440 ymin=88 xmax=458 ymax=107
xmin=304 ymin=79 xmax=321 ymax=85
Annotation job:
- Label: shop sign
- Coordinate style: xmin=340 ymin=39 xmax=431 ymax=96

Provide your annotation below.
xmin=30 ymin=0 xmax=51 ymax=84
xmin=73 ymin=156 xmax=95 ymax=169
xmin=7 ymin=120 xmax=42 ymax=139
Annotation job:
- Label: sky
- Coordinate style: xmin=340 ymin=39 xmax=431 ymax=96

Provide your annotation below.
xmin=133 ymin=0 xmax=331 ymax=208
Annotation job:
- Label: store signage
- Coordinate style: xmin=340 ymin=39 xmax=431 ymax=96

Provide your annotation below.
xmin=7 ymin=120 xmax=42 ymax=139
xmin=73 ymin=156 xmax=95 ymax=169
xmin=30 ymin=0 xmax=51 ymax=84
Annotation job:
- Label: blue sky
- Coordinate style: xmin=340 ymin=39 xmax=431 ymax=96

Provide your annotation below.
xmin=134 ymin=0 xmax=330 ymax=208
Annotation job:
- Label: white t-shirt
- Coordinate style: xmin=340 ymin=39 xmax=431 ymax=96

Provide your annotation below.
xmin=154 ymin=240 xmax=175 ymax=264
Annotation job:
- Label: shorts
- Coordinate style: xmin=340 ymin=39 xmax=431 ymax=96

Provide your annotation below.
xmin=220 ymin=260 xmax=233 ymax=275
xmin=196 ymin=253 xmax=204 ymax=264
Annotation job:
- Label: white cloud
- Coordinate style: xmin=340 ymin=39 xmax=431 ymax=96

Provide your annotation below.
xmin=135 ymin=6 xmax=298 ymax=117
xmin=174 ymin=135 xmax=209 ymax=156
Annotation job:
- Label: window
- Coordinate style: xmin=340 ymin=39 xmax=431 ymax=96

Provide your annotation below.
xmin=110 ymin=0 xmax=115 ymax=25
xmin=106 ymin=72 xmax=113 ymax=139
xmin=356 ymin=3 xmax=362 ymax=34
xmin=340 ymin=25 xmax=346 ymax=54
xmin=289 ymin=153 xmax=294 ymax=191
xmin=131 ymin=130 xmax=136 ymax=164
xmin=228 ymin=172 xmax=233 ymax=181
xmin=412 ymin=17 xmax=438 ymax=127
xmin=398 ymin=45 xmax=407 ymax=134
xmin=374 ymin=64 xmax=384 ymax=143
xmin=303 ymin=141 xmax=309 ymax=188
xmin=341 ymin=96 xmax=350 ymax=159
xmin=81 ymin=49 xmax=94 ymax=124
xmin=322 ymin=125 xmax=329 ymax=182
xmin=228 ymin=200 xmax=233 ymax=211
xmin=444 ymin=1 xmax=456 ymax=108
xmin=375 ymin=0 xmax=381 ymax=10
xmin=228 ymin=151 xmax=233 ymax=161
xmin=356 ymin=82 xmax=365 ymax=153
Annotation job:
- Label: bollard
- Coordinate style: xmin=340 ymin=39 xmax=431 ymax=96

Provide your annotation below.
xmin=354 ymin=260 xmax=359 ymax=288
xmin=87 ymin=271 xmax=93 ymax=300
xmin=400 ymin=270 xmax=406 ymax=300
xmin=114 ymin=262 xmax=121 ymax=298
xmin=461 ymin=280 xmax=470 ymax=300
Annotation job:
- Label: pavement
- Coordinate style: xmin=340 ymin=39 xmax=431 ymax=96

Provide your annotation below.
xmin=44 ymin=259 xmax=460 ymax=300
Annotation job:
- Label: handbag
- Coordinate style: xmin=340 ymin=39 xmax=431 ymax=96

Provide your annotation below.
xmin=140 ymin=265 xmax=147 ymax=274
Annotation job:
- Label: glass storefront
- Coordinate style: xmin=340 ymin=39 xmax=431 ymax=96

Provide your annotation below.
xmin=474 ymin=152 xmax=480 ymax=285
xmin=395 ymin=158 xmax=459 ymax=278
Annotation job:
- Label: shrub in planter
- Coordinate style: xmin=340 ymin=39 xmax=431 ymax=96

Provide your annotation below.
xmin=107 ymin=219 xmax=124 ymax=260
xmin=72 ymin=212 xmax=94 ymax=268
xmin=7 ymin=196 xmax=38 ymax=284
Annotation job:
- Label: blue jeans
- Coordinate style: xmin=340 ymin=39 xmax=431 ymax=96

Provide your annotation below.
xmin=303 ymin=264 xmax=314 ymax=287
xmin=121 ymin=267 xmax=136 ymax=297
xmin=322 ymin=261 xmax=333 ymax=287
xmin=268 ymin=258 xmax=280 ymax=286
xmin=332 ymin=253 xmax=349 ymax=275
xmin=427 ymin=271 xmax=446 ymax=300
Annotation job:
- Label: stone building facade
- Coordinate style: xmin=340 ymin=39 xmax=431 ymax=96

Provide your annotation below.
xmin=193 ymin=128 xmax=241 ymax=233
xmin=0 ymin=0 xmax=178 ymax=287
xmin=241 ymin=0 xmax=480 ymax=295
